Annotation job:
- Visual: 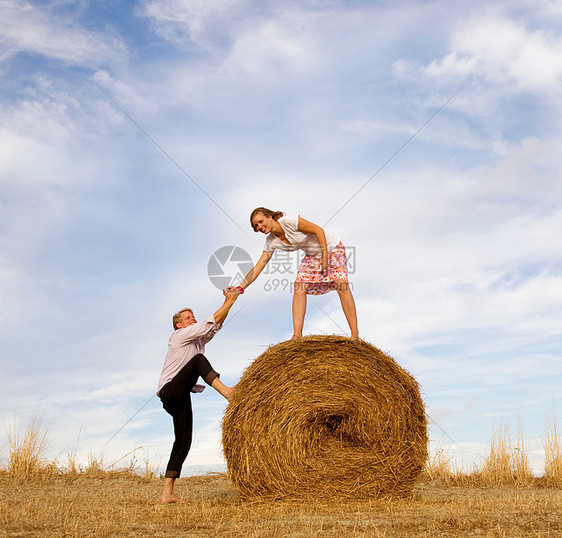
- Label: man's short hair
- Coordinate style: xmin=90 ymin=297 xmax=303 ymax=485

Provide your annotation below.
xmin=172 ymin=308 xmax=193 ymax=330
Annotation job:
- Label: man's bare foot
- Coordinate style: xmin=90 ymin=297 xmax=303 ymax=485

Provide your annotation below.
xmin=224 ymin=385 xmax=236 ymax=402
xmin=160 ymin=493 xmax=186 ymax=504
xmin=212 ymin=377 xmax=236 ymax=401
xmin=160 ymin=477 xmax=184 ymax=504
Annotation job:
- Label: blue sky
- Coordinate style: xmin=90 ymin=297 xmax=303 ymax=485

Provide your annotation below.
xmin=1 ymin=0 xmax=561 ymax=476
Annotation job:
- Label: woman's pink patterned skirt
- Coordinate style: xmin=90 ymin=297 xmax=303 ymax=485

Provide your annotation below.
xmin=294 ymin=242 xmax=349 ymax=295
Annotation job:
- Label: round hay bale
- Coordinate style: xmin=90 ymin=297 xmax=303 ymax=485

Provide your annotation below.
xmin=222 ymin=335 xmax=428 ymax=500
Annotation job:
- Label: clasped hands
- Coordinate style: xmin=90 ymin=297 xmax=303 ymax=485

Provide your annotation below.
xmin=223 ymin=286 xmax=242 ymax=299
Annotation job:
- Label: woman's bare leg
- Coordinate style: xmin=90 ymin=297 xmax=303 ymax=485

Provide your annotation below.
xmin=336 ymin=282 xmax=359 ymax=338
xmin=292 ymin=282 xmax=309 ymax=338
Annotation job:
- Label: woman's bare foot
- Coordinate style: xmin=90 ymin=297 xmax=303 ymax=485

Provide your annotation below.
xmin=291 ymin=333 xmax=302 ymax=340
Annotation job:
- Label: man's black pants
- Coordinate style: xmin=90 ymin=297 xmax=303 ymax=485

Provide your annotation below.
xmin=158 ymin=353 xmax=219 ymax=479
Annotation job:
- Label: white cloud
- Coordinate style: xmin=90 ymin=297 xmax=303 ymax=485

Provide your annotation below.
xmin=0 ymin=0 xmax=126 ymax=66
xmin=1 ymin=0 xmax=561 ymax=476
xmin=425 ymin=10 xmax=562 ymax=94
xmin=139 ymin=0 xmax=247 ymax=51
xmin=0 ymin=92 xmax=77 ymax=172
xmin=220 ymin=15 xmax=316 ymax=76
xmin=476 ymin=136 xmax=562 ymax=204
xmin=340 ymin=118 xmax=415 ymax=138
xmin=517 ymin=0 xmax=562 ymax=18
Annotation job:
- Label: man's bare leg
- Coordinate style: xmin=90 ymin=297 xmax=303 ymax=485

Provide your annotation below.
xmin=160 ymin=477 xmax=185 ymax=504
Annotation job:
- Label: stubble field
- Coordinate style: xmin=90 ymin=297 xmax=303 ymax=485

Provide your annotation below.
xmin=1 ymin=420 xmax=561 ymax=536
xmin=1 ymin=471 xmax=562 ymax=537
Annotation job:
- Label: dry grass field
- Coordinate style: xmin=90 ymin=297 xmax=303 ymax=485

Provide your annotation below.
xmin=1 ymin=420 xmax=561 ymax=537
xmin=1 ymin=472 xmax=561 ymax=537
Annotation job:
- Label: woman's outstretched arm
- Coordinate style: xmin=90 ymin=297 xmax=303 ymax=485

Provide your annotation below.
xmin=236 ymin=250 xmax=273 ymax=291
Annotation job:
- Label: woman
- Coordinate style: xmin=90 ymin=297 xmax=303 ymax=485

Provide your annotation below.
xmin=232 ymin=207 xmax=358 ymax=339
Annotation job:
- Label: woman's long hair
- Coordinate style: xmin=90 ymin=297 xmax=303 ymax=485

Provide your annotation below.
xmin=250 ymin=207 xmax=284 ymax=231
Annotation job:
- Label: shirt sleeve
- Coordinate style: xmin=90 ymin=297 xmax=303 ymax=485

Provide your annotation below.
xmin=199 ymin=314 xmax=222 ymax=344
xmin=174 ymin=315 xmax=221 ymax=345
xmin=280 ymin=213 xmax=299 ymax=234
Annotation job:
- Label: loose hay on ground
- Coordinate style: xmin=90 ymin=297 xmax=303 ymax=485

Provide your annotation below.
xmin=222 ymin=335 xmax=428 ymax=500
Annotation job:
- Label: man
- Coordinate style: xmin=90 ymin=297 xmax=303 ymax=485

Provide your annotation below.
xmin=157 ymin=288 xmax=240 ymax=504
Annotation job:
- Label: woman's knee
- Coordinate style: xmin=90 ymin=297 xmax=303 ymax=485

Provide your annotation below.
xmin=293 ymin=282 xmax=309 ymax=294
xmin=335 ymin=281 xmax=351 ymax=294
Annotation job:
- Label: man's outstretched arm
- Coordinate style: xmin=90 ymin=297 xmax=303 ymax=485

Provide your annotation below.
xmin=213 ymin=289 xmax=239 ymax=325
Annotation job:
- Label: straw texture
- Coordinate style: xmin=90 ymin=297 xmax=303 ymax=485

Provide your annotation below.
xmin=222 ymin=335 xmax=427 ymax=500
